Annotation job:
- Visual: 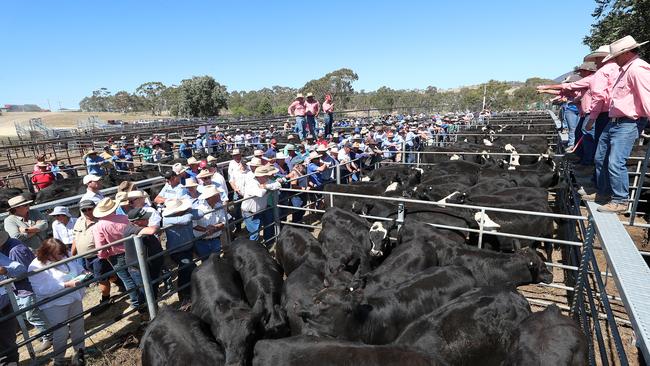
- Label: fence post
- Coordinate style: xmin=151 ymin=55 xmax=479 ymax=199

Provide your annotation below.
xmin=272 ymin=190 xmax=281 ymax=239
xmin=3 ymin=283 xmax=36 ymax=361
xmin=477 ymin=208 xmax=485 ymax=249
xmin=401 ymin=141 xmax=406 ymax=163
xmin=416 ymin=151 xmax=420 ymax=168
xmin=133 ymin=235 xmax=158 ymax=319
xmin=397 ymin=202 xmax=405 ymax=230
xmin=629 ymin=142 xmax=650 ymax=226
xmin=336 ymin=164 xmax=341 ymax=185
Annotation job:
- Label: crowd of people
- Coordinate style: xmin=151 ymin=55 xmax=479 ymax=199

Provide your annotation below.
xmin=538 ymin=35 xmax=650 ymax=213
xmin=2 ymin=94 xmax=485 ymax=365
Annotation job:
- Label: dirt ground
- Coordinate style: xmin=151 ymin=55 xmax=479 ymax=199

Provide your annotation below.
xmin=0 ymin=112 xmax=164 ymax=137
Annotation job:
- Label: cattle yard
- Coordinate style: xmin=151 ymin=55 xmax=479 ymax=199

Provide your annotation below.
xmin=1 ymin=110 xmax=649 ymax=365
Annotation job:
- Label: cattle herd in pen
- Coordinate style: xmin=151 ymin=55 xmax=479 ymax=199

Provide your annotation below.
xmin=138 ymin=117 xmax=590 ymax=366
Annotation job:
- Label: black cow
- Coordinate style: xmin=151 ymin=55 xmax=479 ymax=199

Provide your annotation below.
xmin=227 ymin=238 xmax=288 ymax=337
xmin=191 ymin=255 xmax=260 ymax=366
xmin=394 ymin=286 xmax=532 ymax=366
xmin=503 ymin=305 xmax=588 ymax=366
xmin=34 ymin=176 xmax=85 ymax=203
xmin=399 ymin=218 xmax=553 ymax=286
xmin=0 ymin=188 xmax=24 ymax=211
xmin=318 ymin=207 xmax=390 ymax=277
xmin=253 ymin=336 xmax=444 ymax=366
xmin=141 ymin=308 xmax=226 ymax=366
xmin=301 ymin=266 xmax=476 ymax=344
xmin=275 ymin=226 xmax=324 ymax=276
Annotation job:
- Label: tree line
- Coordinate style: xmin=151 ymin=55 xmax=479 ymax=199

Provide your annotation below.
xmin=78 ymin=68 xmax=553 ymax=118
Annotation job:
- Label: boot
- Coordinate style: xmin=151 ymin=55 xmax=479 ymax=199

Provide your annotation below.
xmin=91 ymin=295 xmax=111 ymax=316
xmin=72 ymin=348 xmax=86 ymax=366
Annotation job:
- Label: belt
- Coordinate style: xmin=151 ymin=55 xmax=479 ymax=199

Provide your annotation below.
xmin=611 ymin=117 xmax=640 ymax=123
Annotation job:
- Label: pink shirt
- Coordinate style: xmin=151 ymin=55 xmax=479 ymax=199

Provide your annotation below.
xmin=323 ymin=100 xmax=334 ymax=113
xmin=92 ymin=213 xmax=129 ymax=259
xmin=288 ymin=100 xmax=306 ymax=116
xmin=588 ymin=61 xmax=621 ymax=120
xmin=562 ymin=75 xmax=594 ymax=116
xmin=305 ymin=99 xmax=320 ymax=116
xmin=609 ymin=56 xmax=650 ymax=120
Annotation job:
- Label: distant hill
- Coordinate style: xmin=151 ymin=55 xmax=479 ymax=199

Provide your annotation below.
xmin=3 ymin=104 xmax=46 ymax=112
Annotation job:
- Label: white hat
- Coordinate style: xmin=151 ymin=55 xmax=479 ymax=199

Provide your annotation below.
xmin=254 ymin=165 xmax=279 ymax=177
xmin=296 ymin=93 xmax=304 ymax=99
xmin=584 ymin=45 xmax=611 ymax=61
xmin=247 ymin=157 xmax=263 ymax=167
xmin=330 ymin=148 xmax=339 ymax=154
xmin=316 ymin=145 xmax=328 ymax=153
xmin=196 ymin=170 xmax=213 ymax=179
xmin=126 ymin=190 xmax=149 ymax=199
xmin=308 ymin=151 xmax=320 ymax=160
xmin=49 ymin=206 xmax=71 ymax=217
xmin=187 ymin=157 xmax=199 ymax=165
xmin=231 ymin=149 xmax=241 ymax=155
xmin=183 ymin=177 xmax=199 ymax=188
xmin=83 ymin=174 xmax=101 ymax=185
xmin=162 ymin=198 xmax=192 ymax=217
xmin=603 ymin=35 xmax=648 ymax=62
xmin=275 ymin=152 xmax=287 ymax=160
xmin=115 ymin=192 xmax=130 ymax=206
xmin=253 ymin=149 xmax=264 ymax=157
xmin=207 ymin=155 xmax=217 ymax=162
xmin=93 ymin=198 xmax=119 ymax=218
xmin=8 ymin=195 xmax=33 ymax=209
xmin=172 ymin=163 xmax=186 ymax=175
xmin=198 ymin=185 xmax=225 ymax=200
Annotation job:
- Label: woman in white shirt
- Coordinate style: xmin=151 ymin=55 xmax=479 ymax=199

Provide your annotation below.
xmin=49 ymin=206 xmax=78 ymax=248
xmin=29 ymin=238 xmax=88 ymax=366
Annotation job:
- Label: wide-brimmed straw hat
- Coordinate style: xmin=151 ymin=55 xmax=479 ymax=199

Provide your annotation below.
xmin=254 ymin=165 xmax=279 ymax=177
xmin=603 ymin=35 xmax=649 ymax=62
xmin=8 ymin=195 xmax=33 ymax=209
xmin=127 ymin=190 xmax=148 ymax=200
xmin=198 ymin=185 xmax=225 ymax=200
xmin=574 ymin=61 xmax=598 ymax=72
xmin=207 ymin=155 xmax=217 ymax=163
xmin=247 ymin=157 xmax=263 ymax=167
xmin=187 ymin=157 xmax=199 ymax=165
xmin=253 ymin=149 xmax=264 ymax=157
xmin=183 ymin=177 xmax=199 ymax=188
xmin=36 ymin=161 xmax=48 ymax=168
xmin=584 ymin=45 xmax=610 ymax=62
xmin=308 ymin=151 xmax=320 ymax=160
xmin=196 ymin=170 xmax=213 ymax=179
xmin=93 ymin=198 xmax=119 ymax=218
xmin=316 ymin=145 xmax=328 ymax=153
xmin=296 ymin=93 xmax=304 ymax=99
xmin=117 ymin=181 xmax=135 ymax=193
xmin=162 ymin=198 xmax=192 ymax=217
xmin=172 ymin=163 xmax=186 ymax=175
xmin=306 ymin=92 xmax=314 ymax=98
xmin=231 ymin=148 xmax=241 ymax=156
xmin=115 ymin=192 xmax=130 ymax=206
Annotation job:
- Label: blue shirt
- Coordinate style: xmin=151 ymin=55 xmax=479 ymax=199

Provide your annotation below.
xmin=0 ymin=252 xmax=26 ymax=309
xmin=0 ymin=238 xmax=35 ymax=296
xmin=86 ymin=155 xmax=105 ymax=176
xmin=162 ymin=210 xmax=200 ymax=250
xmin=158 ymin=183 xmax=190 ymax=200
xmin=307 ymin=163 xmax=324 ymax=187
xmin=179 ymin=143 xmax=192 ymax=158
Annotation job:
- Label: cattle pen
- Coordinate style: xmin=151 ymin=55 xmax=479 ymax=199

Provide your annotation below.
xmin=0 ymin=110 xmax=649 ymax=365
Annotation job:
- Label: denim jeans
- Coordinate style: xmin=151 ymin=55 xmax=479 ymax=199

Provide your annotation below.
xmin=243 ymin=210 xmax=274 ymax=245
xmin=15 ymin=294 xmax=50 ymax=339
xmin=295 ymin=116 xmax=306 ymax=139
xmin=127 ymin=254 xmax=163 ymax=301
xmin=563 ymin=109 xmax=579 ymax=147
xmin=306 ymin=115 xmax=316 ymax=137
xmin=169 ymin=250 xmax=195 ymax=302
xmin=290 ymin=195 xmax=305 ymax=223
xmin=194 ymin=238 xmax=222 ymax=259
xmin=595 ymin=120 xmax=640 ymax=203
xmin=324 ymin=113 xmax=334 ymax=137
xmin=108 ymin=253 xmax=143 ymax=308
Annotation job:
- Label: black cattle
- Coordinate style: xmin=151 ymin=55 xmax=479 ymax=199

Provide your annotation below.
xmin=275 ymin=226 xmax=324 ymax=276
xmin=253 ymin=336 xmax=444 ymax=366
xmin=301 ymin=266 xmax=476 ymax=344
xmin=478 ymin=165 xmax=557 ymax=188
xmin=465 ymin=178 xmax=517 ymax=196
xmin=34 ymin=176 xmax=85 ymax=203
xmin=503 ymin=305 xmax=588 ymax=366
xmin=227 ymin=238 xmax=288 ymax=337
xmin=141 ymin=308 xmax=226 ymax=366
xmin=399 ymin=218 xmax=553 ymax=286
xmin=282 ymin=263 xmax=326 ymax=335
xmin=191 ymin=255 xmax=260 ymax=366
xmin=0 ymin=188 xmax=24 ymax=211
xmin=394 ymin=286 xmax=532 ymax=366
xmin=318 ymin=207 xmax=390 ymax=277
xmin=361 ymin=234 xmax=438 ymax=294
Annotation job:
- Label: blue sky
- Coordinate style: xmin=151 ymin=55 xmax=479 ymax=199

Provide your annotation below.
xmin=0 ymin=0 xmax=596 ymax=109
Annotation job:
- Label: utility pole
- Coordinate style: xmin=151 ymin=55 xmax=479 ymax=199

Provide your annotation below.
xmin=482 ymin=84 xmax=487 ymax=111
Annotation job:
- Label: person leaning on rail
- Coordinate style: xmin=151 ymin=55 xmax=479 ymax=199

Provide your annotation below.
xmin=4 ymin=195 xmax=48 ymax=251
xmin=590 ymin=36 xmax=650 ymax=213
xmin=28 ymin=238 xmax=90 ymax=366
xmin=241 ymin=165 xmax=282 ymax=246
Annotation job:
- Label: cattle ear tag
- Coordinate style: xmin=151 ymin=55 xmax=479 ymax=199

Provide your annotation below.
xmin=349 ymin=287 xmax=354 ymax=292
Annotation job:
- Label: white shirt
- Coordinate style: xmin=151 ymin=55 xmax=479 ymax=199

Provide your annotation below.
xmin=28 ymin=259 xmax=85 ymax=309
xmin=80 ymin=189 xmax=104 ymax=204
xmin=193 ymin=201 xmax=227 ymax=239
xmin=228 ymin=160 xmax=241 ymax=182
xmin=338 ymin=150 xmax=351 ymax=164
xmin=144 ymin=206 xmax=161 ymax=227
xmin=52 ymin=217 xmax=78 ymax=245
xmin=211 ymin=171 xmax=229 ymax=201
xmin=241 ymin=178 xmax=281 ymax=214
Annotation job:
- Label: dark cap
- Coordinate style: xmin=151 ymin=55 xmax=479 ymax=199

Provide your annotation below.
xmin=163 ymin=170 xmax=177 ymax=180
xmin=79 ymin=200 xmax=96 ymax=210
xmin=128 ymin=207 xmax=152 ymax=222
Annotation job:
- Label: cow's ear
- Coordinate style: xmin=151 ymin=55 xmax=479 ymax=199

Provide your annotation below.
xmin=354 ymin=304 xmax=373 ymax=321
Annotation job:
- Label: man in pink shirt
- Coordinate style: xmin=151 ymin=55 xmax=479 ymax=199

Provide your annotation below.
xmin=305 ymin=92 xmax=320 ymax=138
xmin=593 ymin=36 xmax=650 ymax=212
xmin=288 ymin=93 xmax=307 ymax=139
xmin=92 ymin=198 xmax=143 ymax=310
xmin=323 ymin=94 xmax=335 ymax=137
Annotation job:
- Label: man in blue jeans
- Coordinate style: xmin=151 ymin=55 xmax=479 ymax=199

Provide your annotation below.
xmin=241 ymin=165 xmax=282 ymax=246
xmin=125 ymin=208 xmax=163 ymax=304
xmin=590 ymin=35 xmax=650 ymax=213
